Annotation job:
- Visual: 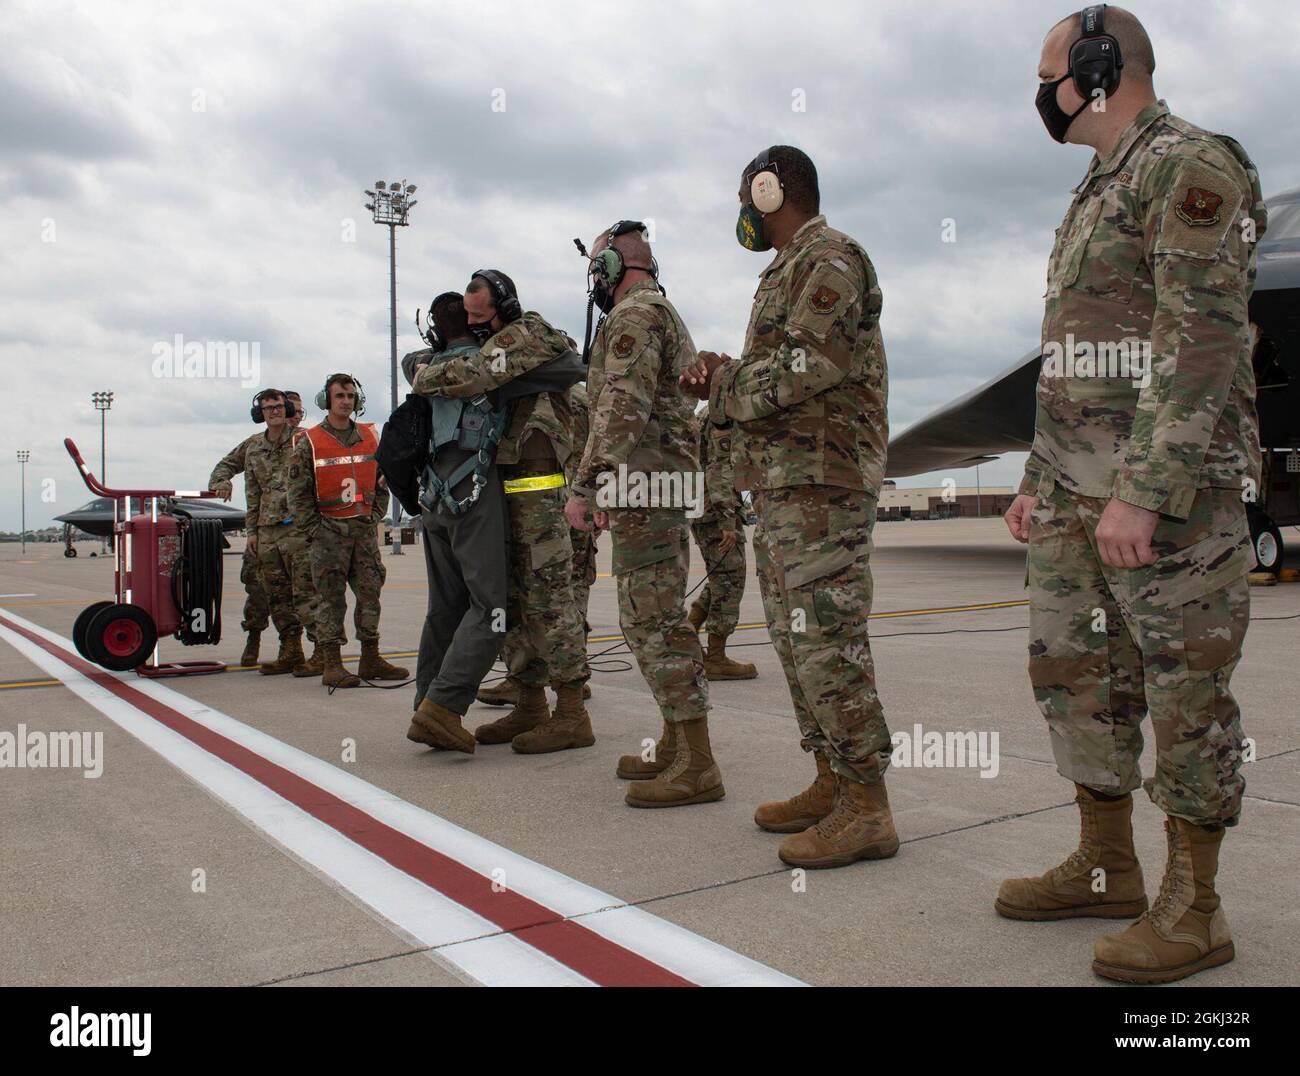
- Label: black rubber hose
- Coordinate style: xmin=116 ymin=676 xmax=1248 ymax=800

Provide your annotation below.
xmin=171 ymin=515 xmax=224 ymax=645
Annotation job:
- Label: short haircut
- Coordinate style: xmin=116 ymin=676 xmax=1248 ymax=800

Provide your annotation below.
xmin=747 ymin=145 xmax=819 ymax=214
xmin=284 ymin=390 xmax=301 ymax=399
xmin=430 ymin=290 xmax=470 ymax=341
xmin=1050 ymin=5 xmax=1155 ymax=76
xmin=602 ymin=222 xmax=653 ymax=264
xmin=324 ymin=374 xmax=355 ymax=401
xmin=467 ymin=269 xmax=518 ymax=307
xmin=258 ymin=388 xmax=285 ymax=403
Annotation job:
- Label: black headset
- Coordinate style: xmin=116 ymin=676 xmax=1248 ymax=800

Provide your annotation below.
xmin=1070 ymin=5 xmax=1124 ymax=101
xmin=250 ymin=389 xmax=296 ymax=423
xmin=470 ymin=269 xmax=522 ymax=323
xmin=416 ymin=291 xmax=465 ymax=352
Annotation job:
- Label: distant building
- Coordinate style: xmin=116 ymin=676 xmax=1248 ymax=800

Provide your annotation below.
xmin=878 ymin=481 xmax=1015 ymax=520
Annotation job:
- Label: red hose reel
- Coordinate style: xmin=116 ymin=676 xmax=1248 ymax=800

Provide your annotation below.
xmin=64 ymin=438 xmax=227 ymax=678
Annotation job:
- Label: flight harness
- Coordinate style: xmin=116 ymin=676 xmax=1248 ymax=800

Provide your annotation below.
xmin=418 ymin=394 xmax=510 ymax=516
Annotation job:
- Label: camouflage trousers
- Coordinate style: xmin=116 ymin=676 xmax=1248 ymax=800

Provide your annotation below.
xmin=611 ymin=508 xmax=709 ymax=725
xmin=499 ymin=520 xmax=595 ymax=682
xmin=240 ymin=547 xmax=269 ymax=633
xmin=499 ymin=478 xmax=588 ymax=689
xmin=571 ymin=527 xmax=597 ymax=633
xmin=256 ymin=524 xmax=316 ymax=642
xmin=308 ymin=517 xmax=385 ymax=647
xmin=689 ymin=516 xmax=747 ymax=637
xmin=752 ymin=485 xmax=891 ymax=785
xmin=1027 ymin=480 xmax=1251 ymax=825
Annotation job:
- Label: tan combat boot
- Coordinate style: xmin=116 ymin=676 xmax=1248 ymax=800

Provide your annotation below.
xmin=292 ymin=640 xmax=324 ymax=678
xmin=777 ymin=774 xmax=899 ymax=868
xmin=474 ymin=683 xmax=549 ymax=744
xmin=476 ymin=677 xmax=520 ymax=707
xmin=625 ymin=718 xmax=725 ymax=808
xmin=320 ymin=643 xmax=360 ymax=689
xmin=754 ymin=752 xmax=835 ymax=832
xmin=687 ymin=600 xmax=706 ymax=632
xmin=616 ymin=720 xmax=674 ymax=780
xmin=407 ymin=699 xmax=475 ymax=754
xmin=995 ymin=786 xmax=1148 ymax=921
xmin=1092 ymin=817 xmax=1233 ymax=983
xmin=240 ymin=629 xmax=261 ymax=668
xmin=358 ymin=640 xmax=409 ymax=680
xmin=512 ymin=682 xmax=595 ymax=754
xmin=703 ymin=633 xmax=757 ymax=681
xmin=259 ymin=632 xmax=304 ymax=676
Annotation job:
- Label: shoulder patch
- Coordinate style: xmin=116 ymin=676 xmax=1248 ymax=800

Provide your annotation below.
xmin=614 ymin=334 xmax=636 ymax=358
xmin=496 ymin=331 xmax=516 ymax=348
xmin=810 ymin=285 xmax=840 ymax=313
xmin=1175 ymin=186 xmax=1224 ymax=227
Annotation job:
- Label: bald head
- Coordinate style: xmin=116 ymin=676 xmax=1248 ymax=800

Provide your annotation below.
xmin=1046 ymin=6 xmax=1155 ymax=80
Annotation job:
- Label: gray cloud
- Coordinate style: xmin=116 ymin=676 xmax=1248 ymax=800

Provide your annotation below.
xmin=3 ymin=0 xmax=1298 ymax=528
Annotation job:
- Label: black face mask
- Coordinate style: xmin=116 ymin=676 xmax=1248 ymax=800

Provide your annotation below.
xmin=591 ymin=278 xmax=615 ymax=314
xmin=1036 ymin=73 xmax=1089 ymax=144
xmin=469 ymin=323 xmax=493 ymax=344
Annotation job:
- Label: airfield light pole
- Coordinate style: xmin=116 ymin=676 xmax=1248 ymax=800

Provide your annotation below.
xmin=17 ymin=450 xmax=29 ymax=554
xmin=92 ymin=391 xmax=113 ymax=553
xmin=363 ymin=179 xmax=418 ymax=555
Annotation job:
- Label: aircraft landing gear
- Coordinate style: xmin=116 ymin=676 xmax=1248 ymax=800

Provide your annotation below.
xmin=1249 ymin=508 xmax=1284 ymax=575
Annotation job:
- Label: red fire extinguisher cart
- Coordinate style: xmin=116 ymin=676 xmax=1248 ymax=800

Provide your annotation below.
xmin=65 ymin=438 xmax=227 ymax=678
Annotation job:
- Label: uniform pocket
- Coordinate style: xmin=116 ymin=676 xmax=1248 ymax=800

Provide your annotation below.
xmin=1069 ymin=189 xmax=1143 ymax=304
xmin=1120 ymin=514 xmax=1251 ymax=613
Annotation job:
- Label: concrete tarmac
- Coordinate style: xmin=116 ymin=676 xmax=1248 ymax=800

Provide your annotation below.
xmin=1 ymin=518 xmax=1296 ymax=987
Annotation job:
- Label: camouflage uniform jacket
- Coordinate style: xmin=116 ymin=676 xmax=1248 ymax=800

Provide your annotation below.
xmin=1021 ymin=102 xmax=1267 ymax=521
xmin=208 ymin=433 xmax=260 ymax=491
xmin=566 ymin=382 xmax=590 ymax=486
xmin=709 ymin=214 xmax=889 ymax=494
xmin=572 ymin=281 xmax=701 ymax=499
xmin=412 ymin=311 xmax=575 ymax=467
xmin=696 ymin=403 xmax=744 ymax=529
xmin=287 ymin=421 xmax=390 ymax=537
xmin=243 ymin=429 xmax=300 ymax=529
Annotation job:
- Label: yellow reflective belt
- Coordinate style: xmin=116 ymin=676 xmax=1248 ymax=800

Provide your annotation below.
xmin=502 ymin=472 xmax=566 ymax=494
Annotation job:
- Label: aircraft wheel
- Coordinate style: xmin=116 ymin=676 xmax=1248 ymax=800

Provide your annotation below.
xmin=1249 ymin=510 xmax=1284 ymax=575
xmin=64 ymin=548 xmax=77 ymax=558
xmin=73 ymin=601 xmax=116 ymax=660
xmin=84 ymin=604 xmax=157 ymax=672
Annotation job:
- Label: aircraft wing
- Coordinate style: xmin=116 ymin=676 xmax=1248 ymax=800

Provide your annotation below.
xmin=886 ymin=349 xmax=1040 ymax=479
xmin=55 ymin=497 xmax=246 ymax=537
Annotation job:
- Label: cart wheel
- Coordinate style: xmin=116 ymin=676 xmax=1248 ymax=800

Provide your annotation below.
xmin=85 ymin=604 xmax=157 ymax=672
xmin=72 ymin=601 xmax=116 ymax=661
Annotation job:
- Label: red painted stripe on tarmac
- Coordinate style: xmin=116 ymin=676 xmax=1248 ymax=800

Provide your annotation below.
xmin=0 ymin=613 xmax=694 ymax=988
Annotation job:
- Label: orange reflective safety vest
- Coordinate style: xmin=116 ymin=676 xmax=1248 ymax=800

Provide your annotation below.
xmin=306 ymin=422 xmax=380 ymax=519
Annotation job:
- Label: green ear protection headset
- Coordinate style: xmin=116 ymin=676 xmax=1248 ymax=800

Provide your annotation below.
xmin=316 ymin=373 xmax=366 ymax=415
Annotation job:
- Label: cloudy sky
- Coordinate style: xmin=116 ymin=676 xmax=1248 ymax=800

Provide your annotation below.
xmin=3 ymin=0 xmax=1297 ymax=530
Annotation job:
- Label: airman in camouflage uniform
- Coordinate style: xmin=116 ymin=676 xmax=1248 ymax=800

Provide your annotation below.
xmin=241 ymin=395 xmax=318 ymax=676
xmin=478 ymin=381 xmax=597 ymax=711
xmin=287 ymin=376 xmax=408 ymax=689
xmin=209 ymin=433 xmax=271 ymax=666
xmin=414 ymin=276 xmax=591 ymax=753
xmin=688 ymin=404 xmax=757 ymax=681
xmin=998 ymin=9 xmax=1266 ymax=984
xmin=568 ymin=224 xmax=723 ymax=808
xmin=686 ymin=146 xmax=896 ymax=867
